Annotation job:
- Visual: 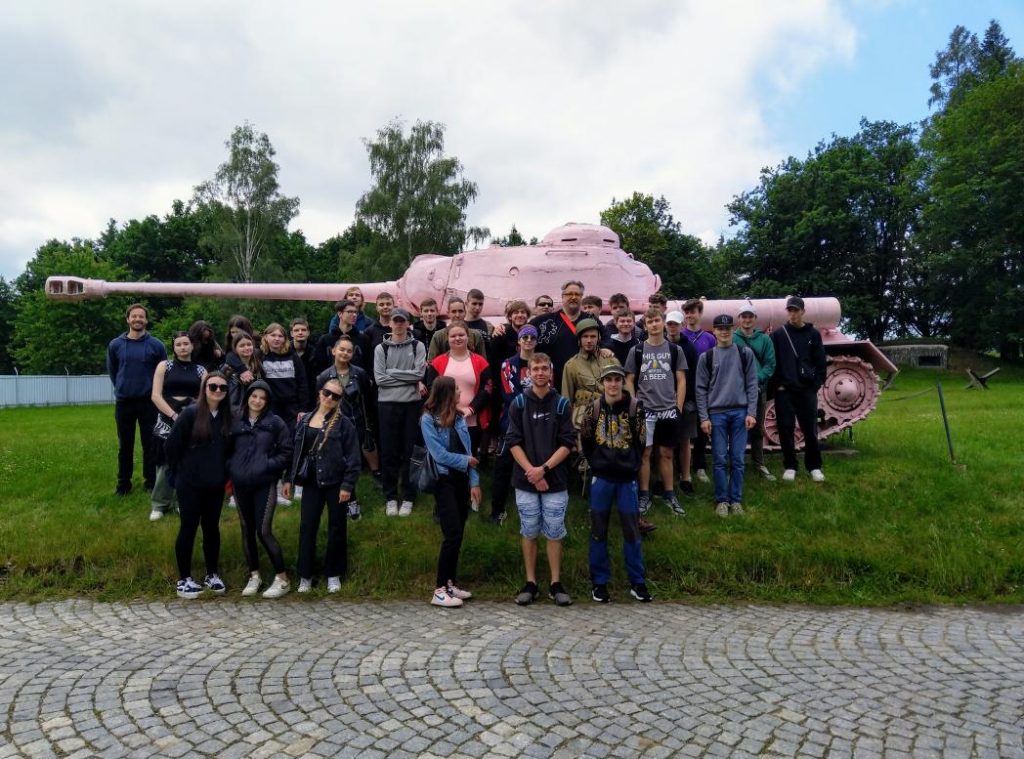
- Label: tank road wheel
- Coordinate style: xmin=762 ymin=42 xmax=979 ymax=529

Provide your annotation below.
xmin=762 ymin=355 xmax=880 ymax=450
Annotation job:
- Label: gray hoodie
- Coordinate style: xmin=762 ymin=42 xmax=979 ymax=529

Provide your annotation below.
xmin=695 ymin=344 xmax=759 ymax=422
xmin=373 ymin=335 xmax=426 ymax=403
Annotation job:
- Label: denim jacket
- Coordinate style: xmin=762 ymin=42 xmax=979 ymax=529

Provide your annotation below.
xmin=419 ymin=413 xmax=480 ymax=487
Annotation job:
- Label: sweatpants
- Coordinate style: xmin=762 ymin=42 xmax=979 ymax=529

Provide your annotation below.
xmin=235 ymin=482 xmax=287 ymax=574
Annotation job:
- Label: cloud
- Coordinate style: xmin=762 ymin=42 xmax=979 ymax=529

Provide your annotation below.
xmin=0 ymin=0 xmax=855 ymax=281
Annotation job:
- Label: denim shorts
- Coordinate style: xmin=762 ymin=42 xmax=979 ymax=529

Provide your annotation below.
xmin=515 ymin=489 xmax=569 ymax=540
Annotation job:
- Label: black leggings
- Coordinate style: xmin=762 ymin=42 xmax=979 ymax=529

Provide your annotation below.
xmin=297 ymin=482 xmax=348 ymax=579
xmin=435 ymin=472 xmax=470 ymax=588
xmin=489 ymin=445 xmax=514 ymax=518
xmin=235 ymin=482 xmax=287 ymax=574
xmin=175 ymin=482 xmax=224 ymax=580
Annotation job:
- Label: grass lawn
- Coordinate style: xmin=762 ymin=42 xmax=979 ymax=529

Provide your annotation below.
xmin=1 ymin=365 xmax=1022 ymax=605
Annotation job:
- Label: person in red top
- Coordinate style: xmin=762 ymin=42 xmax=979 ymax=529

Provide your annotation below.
xmin=425 ymin=321 xmax=493 ymax=463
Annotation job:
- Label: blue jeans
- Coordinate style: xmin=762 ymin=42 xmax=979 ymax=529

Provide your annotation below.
xmin=711 ymin=409 xmax=748 ymax=504
xmin=589 ymin=477 xmax=646 ymax=585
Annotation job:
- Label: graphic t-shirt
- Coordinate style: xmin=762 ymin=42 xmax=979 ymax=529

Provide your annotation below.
xmin=623 ymin=340 xmax=686 ymax=412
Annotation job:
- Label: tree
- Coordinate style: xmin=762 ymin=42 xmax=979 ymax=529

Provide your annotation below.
xmin=600 ymin=193 xmax=716 ymax=299
xmin=492 ymin=225 xmax=537 ymax=247
xmin=193 ymin=122 xmax=299 ymax=282
xmin=464 ymin=225 xmax=491 ymax=249
xmin=726 ymin=121 xmax=926 ymax=341
xmin=0 ymin=278 xmax=16 ymax=373
xmin=11 ymin=241 xmax=132 ymax=374
xmin=921 ymin=61 xmax=1024 ymax=358
xmin=355 ymin=119 xmax=479 ymax=275
xmin=929 ymin=20 xmax=1018 ymax=111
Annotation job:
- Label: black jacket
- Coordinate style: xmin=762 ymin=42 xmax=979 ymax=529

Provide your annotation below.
xmin=580 ymin=393 xmax=646 ymax=483
xmin=285 ymin=410 xmax=361 ymax=491
xmin=227 ymin=412 xmax=293 ymax=488
xmin=164 ymin=404 xmax=231 ymax=489
xmin=770 ymin=323 xmax=827 ymax=391
xmin=313 ymin=327 xmax=371 ymax=377
xmin=505 ymin=387 xmax=576 ymax=493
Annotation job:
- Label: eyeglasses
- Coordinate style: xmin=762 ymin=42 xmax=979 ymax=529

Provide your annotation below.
xmin=320 ymin=389 xmax=342 ymax=401
xmin=207 ymin=383 xmax=228 ymax=392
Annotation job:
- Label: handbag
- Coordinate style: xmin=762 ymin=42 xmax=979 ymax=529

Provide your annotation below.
xmin=410 ymin=444 xmax=439 ymax=494
xmin=153 ymin=413 xmax=174 ymax=440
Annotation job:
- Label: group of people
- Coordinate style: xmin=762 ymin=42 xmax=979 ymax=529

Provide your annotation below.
xmin=106 ymin=281 xmax=827 ymax=606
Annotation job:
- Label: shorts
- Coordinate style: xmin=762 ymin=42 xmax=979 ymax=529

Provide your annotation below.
xmin=681 ymin=400 xmax=699 ymax=440
xmin=644 ymin=410 xmax=682 ymax=448
xmin=515 ymin=489 xmax=569 ymax=540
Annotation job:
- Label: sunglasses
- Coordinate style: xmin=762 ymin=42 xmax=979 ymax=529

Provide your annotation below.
xmin=536 ymin=302 xmax=553 ymax=307
xmin=207 ymin=383 xmax=228 ymax=392
xmin=321 ymin=388 xmax=342 ymax=401
xmin=519 ymin=335 xmax=537 ymax=342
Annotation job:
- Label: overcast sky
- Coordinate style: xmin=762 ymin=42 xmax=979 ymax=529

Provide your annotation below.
xmin=2 ymin=1 xmax=1022 ymax=282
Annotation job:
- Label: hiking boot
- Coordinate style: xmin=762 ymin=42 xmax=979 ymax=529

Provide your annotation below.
xmin=782 ymin=469 xmax=796 ymax=482
xmin=810 ymin=469 xmax=826 ymax=482
xmin=431 ymin=587 xmax=463 ymax=607
xmin=203 ymin=574 xmax=226 ymax=595
xmin=591 ymin=584 xmax=610 ymax=604
xmin=695 ymin=469 xmax=709 ymax=483
xmin=327 ymin=576 xmax=342 ymax=594
xmin=176 ymin=577 xmax=202 ymax=599
xmin=297 ymin=578 xmax=313 ymax=593
xmin=385 ymin=500 xmax=399 ymax=517
xmin=730 ymin=502 xmax=745 ymax=515
xmin=755 ymin=464 xmax=776 ymax=481
xmin=515 ymin=581 xmax=539 ymax=606
xmin=638 ymin=493 xmax=652 ymax=515
xmin=447 ymin=582 xmax=472 ymax=601
xmin=262 ymin=577 xmax=290 ymax=599
xmin=149 ymin=509 xmax=164 ymax=522
xmin=399 ymin=500 xmax=414 ymax=517
xmin=715 ymin=502 xmax=730 ymax=518
xmin=679 ymin=480 xmax=695 ymax=497
xmin=242 ymin=573 xmax=261 ymax=597
xmin=664 ymin=493 xmax=686 ymax=516
xmin=638 ymin=517 xmax=657 ymax=536
xmin=549 ymin=582 xmax=573 ymax=607
xmin=630 ymin=583 xmax=653 ymax=602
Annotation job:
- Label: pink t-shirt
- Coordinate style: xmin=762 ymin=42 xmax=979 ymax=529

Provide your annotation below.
xmin=445 ymin=353 xmax=478 ymax=427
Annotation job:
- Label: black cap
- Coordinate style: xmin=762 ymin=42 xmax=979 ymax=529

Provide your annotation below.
xmin=391 ymin=308 xmax=411 ymax=322
xmin=786 ymin=296 xmax=805 ymax=311
xmin=712 ymin=314 xmax=734 ymax=328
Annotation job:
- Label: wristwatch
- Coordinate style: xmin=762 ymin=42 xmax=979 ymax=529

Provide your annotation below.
xmin=542 ymin=464 xmax=550 ymax=473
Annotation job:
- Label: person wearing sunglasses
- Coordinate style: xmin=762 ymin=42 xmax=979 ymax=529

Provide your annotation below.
xmin=164 ymin=371 xmax=234 ymax=599
xmin=285 ymin=377 xmax=361 ymax=594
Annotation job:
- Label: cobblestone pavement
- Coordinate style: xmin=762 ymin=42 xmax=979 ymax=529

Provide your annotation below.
xmin=1 ymin=601 xmax=1022 ymax=758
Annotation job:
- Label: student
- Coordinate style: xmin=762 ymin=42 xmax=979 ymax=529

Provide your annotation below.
xmin=581 ymin=294 xmax=603 ymax=319
xmin=374 ymin=308 xmax=427 ymax=517
xmin=490 ymin=324 xmax=537 ymax=525
xmin=164 ymin=371 xmax=233 ymax=599
xmin=624 ymin=309 xmax=688 ymax=516
xmin=228 ymin=380 xmax=293 ymax=597
xmin=290 ymin=317 xmax=318 ymax=405
xmin=364 ymin=292 xmax=395 ymax=352
xmin=285 ymin=377 xmax=362 ymax=593
xmin=696 ymin=315 xmax=759 ymax=517
xmin=421 ymin=377 xmax=482 ymax=608
xmin=665 ymin=311 xmax=700 ymax=498
xmin=150 ymin=331 xmax=205 ymax=521
xmin=107 ymin=303 xmax=167 ymax=496
xmin=412 ymin=297 xmax=446 ymax=348
xmin=188 ymin=320 xmax=225 ymax=373
xmin=682 ymin=298 xmax=716 ymax=484
xmin=604 ymin=312 xmax=642 ymax=366
xmin=314 ymin=300 xmax=370 ymax=377
xmin=733 ymin=304 xmax=777 ymax=481
xmin=225 ymin=315 xmax=256 ymax=348
xmin=425 ymin=321 xmax=493 ymax=461
xmin=427 ymin=297 xmax=486 ymax=360
xmin=260 ymin=323 xmax=308 ymax=430
xmin=506 ymin=353 xmax=576 ymax=607
xmin=580 ymin=365 xmax=652 ymax=603
xmin=223 ymin=332 xmax=263 ymax=416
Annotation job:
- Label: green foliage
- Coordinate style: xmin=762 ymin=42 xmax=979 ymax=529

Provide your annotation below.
xmin=0 ymin=278 xmax=16 ymax=373
xmin=355 ymin=119 xmax=479 ymax=275
xmin=727 ymin=120 xmax=925 ymax=341
xmin=929 ymin=20 xmax=1017 ymax=111
xmin=492 ymin=225 xmax=533 ymax=247
xmin=11 ymin=242 xmax=132 ymax=374
xmin=920 ymin=61 xmax=1024 ymax=359
xmin=193 ymin=122 xmax=300 ymax=282
xmin=600 ymin=193 xmax=719 ymax=299
xmin=1 ymin=368 xmax=1023 ymax=603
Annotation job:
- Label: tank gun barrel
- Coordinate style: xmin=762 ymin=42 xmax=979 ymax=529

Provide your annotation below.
xmin=45 ymin=276 xmax=398 ymax=303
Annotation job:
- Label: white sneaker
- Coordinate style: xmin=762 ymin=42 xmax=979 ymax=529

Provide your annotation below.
xmin=782 ymin=469 xmax=796 ymax=481
xmin=227 ymin=496 xmax=237 ymax=508
xmin=756 ymin=465 xmax=777 ymax=482
xmin=447 ymin=582 xmax=472 ymax=600
xmin=810 ymin=469 xmax=826 ymax=482
xmin=431 ymin=587 xmax=463 ymax=607
xmin=399 ymin=500 xmax=414 ymax=517
xmin=276 ymin=494 xmax=292 ymax=507
xmin=242 ymin=574 xmax=261 ymax=597
xmin=327 ymin=576 xmax=342 ymax=594
xmin=470 ymin=499 xmax=480 ymax=513
xmin=715 ymin=502 xmax=729 ymax=518
xmin=149 ymin=509 xmax=164 ymax=522
xmin=294 ymin=485 xmax=304 ymax=499
xmin=262 ymin=577 xmax=290 ymax=599
xmin=695 ymin=469 xmax=709 ymax=483
xmin=297 ymin=578 xmax=313 ymax=593
xmin=385 ymin=500 xmax=399 ymax=517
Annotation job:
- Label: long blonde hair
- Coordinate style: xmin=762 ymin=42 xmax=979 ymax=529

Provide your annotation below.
xmin=315 ymin=379 xmax=344 ymax=453
xmin=260 ymin=323 xmax=291 ymax=355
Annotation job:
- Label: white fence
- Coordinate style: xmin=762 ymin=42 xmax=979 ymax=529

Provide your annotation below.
xmin=0 ymin=374 xmax=115 ymax=408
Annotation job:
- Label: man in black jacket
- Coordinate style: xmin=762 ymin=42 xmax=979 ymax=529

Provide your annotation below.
xmin=770 ymin=296 xmax=828 ymax=482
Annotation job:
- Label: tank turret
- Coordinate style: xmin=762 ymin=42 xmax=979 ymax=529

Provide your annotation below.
xmin=44 ymin=223 xmax=895 ymax=447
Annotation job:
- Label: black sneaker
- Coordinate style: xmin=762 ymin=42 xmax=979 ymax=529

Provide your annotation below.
xmin=591 ymin=584 xmax=610 ymax=603
xmin=488 ymin=511 xmax=507 ymax=525
xmin=630 ymin=583 xmax=653 ymax=603
xmin=115 ymin=484 xmax=132 ymax=497
xmin=549 ymin=582 xmax=573 ymax=607
xmin=515 ymin=581 xmax=539 ymax=606
xmin=143 ymin=479 xmax=155 ymax=492
xmin=679 ymin=480 xmax=695 ymax=496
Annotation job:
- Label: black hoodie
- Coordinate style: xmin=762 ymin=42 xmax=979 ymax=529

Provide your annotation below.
xmin=227 ymin=380 xmax=293 ymax=487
